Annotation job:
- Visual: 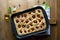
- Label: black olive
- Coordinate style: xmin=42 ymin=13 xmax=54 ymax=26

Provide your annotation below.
xmin=32 ymin=15 xmax=35 ymax=18
xmin=38 ymin=10 xmax=40 ymax=13
xmin=18 ymin=24 xmax=21 ymax=28
xmin=16 ymin=19 xmax=19 ymax=23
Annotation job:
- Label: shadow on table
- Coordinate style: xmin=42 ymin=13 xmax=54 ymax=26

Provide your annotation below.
xmin=16 ymin=35 xmax=50 ymax=40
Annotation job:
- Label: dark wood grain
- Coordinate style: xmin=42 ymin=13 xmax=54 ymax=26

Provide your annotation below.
xmin=57 ymin=0 xmax=60 ymax=40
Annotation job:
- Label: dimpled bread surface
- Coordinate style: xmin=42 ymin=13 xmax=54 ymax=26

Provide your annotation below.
xmin=13 ymin=9 xmax=46 ymax=35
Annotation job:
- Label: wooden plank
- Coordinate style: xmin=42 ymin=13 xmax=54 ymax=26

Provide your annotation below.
xmin=57 ymin=0 xmax=60 ymax=40
xmin=49 ymin=0 xmax=57 ymax=24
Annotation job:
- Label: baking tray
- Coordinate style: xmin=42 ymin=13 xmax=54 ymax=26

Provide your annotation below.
xmin=10 ymin=6 xmax=49 ymax=39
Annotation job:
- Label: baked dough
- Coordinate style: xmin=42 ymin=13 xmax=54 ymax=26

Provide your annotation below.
xmin=13 ymin=9 xmax=46 ymax=35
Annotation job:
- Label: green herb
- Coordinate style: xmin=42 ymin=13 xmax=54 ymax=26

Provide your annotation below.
xmin=42 ymin=2 xmax=50 ymax=9
xmin=8 ymin=7 xmax=12 ymax=13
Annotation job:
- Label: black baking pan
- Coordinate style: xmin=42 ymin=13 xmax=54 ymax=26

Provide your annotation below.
xmin=10 ymin=6 xmax=49 ymax=39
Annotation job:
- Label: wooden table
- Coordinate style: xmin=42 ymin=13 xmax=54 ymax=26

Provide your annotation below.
xmin=0 ymin=0 xmax=58 ymax=40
